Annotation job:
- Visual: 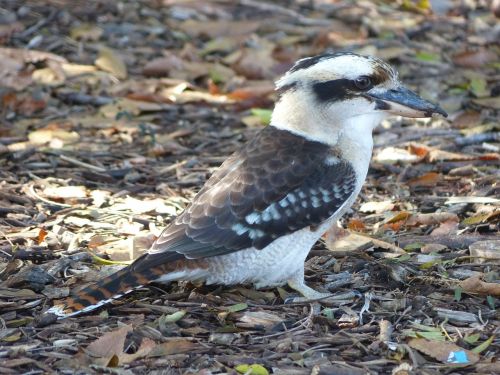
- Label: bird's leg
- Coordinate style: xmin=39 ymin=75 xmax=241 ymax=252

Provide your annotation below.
xmin=286 ymin=267 xmax=333 ymax=302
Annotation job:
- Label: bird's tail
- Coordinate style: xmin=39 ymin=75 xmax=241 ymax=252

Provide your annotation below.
xmin=46 ymin=263 xmax=165 ymax=319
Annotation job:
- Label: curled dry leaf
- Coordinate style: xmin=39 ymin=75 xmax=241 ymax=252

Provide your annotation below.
xmin=460 ymin=276 xmax=500 ymax=297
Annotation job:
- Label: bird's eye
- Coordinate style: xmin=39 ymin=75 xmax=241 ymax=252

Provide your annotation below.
xmin=354 ymin=76 xmax=372 ymax=90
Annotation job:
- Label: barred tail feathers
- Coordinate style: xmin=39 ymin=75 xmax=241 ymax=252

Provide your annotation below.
xmin=47 ymin=256 xmax=210 ymax=319
xmin=47 ymin=265 xmax=151 ymax=318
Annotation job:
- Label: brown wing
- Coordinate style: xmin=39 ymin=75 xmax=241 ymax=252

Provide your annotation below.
xmin=131 ymin=126 xmax=356 ymax=273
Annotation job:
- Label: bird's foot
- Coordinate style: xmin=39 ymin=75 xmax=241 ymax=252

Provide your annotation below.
xmin=286 ymin=275 xmax=334 ymax=303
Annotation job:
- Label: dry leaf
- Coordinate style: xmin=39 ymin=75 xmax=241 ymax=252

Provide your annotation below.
xmin=430 ymin=219 xmax=459 ymax=236
xmin=28 ymin=129 xmax=79 ymax=145
xmin=37 ymin=228 xmax=48 ymax=245
xmin=408 ymin=338 xmax=479 ymax=365
xmin=42 ymin=185 xmax=87 ymax=199
xmin=427 ymin=149 xmax=473 ymax=162
xmin=421 ymin=243 xmax=447 ymax=253
xmin=178 ymin=20 xmax=259 ymax=38
xmin=453 ymin=49 xmax=497 ymax=68
xmin=95 ymin=47 xmax=127 ymax=79
xmin=460 ymin=276 xmax=500 ymax=297
xmin=147 ymin=339 xmax=197 ymax=357
xmin=86 ymin=325 xmax=132 ymax=366
xmin=70 ymin=24 xmax=103 ymax=41
xmin=407 ymin=172 xmax=441 ymax=187
xmin=360 ymin=200 xmax=394 ymax=213
xmin=325 ymin=231 xmax=372 ymax=252
xmin=143 ymin=54 xmax=184 ymax=77
xmin=374 ymin=147 xmax=420 ymax=164
xmin=347 ymin=218 xmax=366 ymax=231
xmin=406 ymin=213 xmax=459 ymax=226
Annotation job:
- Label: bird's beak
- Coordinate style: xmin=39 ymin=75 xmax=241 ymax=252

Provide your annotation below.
xmin=370 ymin=86 xmax=448 ymax=118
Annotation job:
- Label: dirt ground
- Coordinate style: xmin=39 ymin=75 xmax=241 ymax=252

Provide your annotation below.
xmin=0 ymin=1 xmax=498 ymax=374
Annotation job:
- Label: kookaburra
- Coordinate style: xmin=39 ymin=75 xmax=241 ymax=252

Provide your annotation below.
xmin=48 ymin=53 xmax=447 ymax=318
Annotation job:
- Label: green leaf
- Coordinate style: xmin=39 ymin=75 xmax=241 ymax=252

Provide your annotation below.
xmin=235 ymin=364 xmax=269 ymax=375
xmin=224 ymin=303 xmax=248 ymax=313
xmin=91 ymin=253 xmax=132 ymax=266
xmin=322 ymin=308 xmax=334 ymax=320
xmin=419 ymin=259 xmax=441 ymax=269
xmin=250 ymin=108 xmax=272 ymax=125
xmin=411 ymin=323 xmax=441 ymax=332
xmin=394 ymin=254 xmax=412 ymax=262
xmin=404 ymin=242 xmax=424 ymax=251
xmin=161 ymin=310 xmax=186 ymax=324
xmin=416 ymin=331 xmax=446 ymax=341
xmin=464 ymin=333 xmax=480 ymax=344
xmin=486 ymin=295 xmax=495 ymax=310
xmin=454 ymin=287 xmax=462 ymax=302
xmin=469 ymin=77 xmax=488 ymax=97
xmin=462 ymin=213 xmax=491 ymax=225
xmin=472 ymin=335 xmax=495 ymax=354
xmin=415 ymin=51 xmax=441 ymax=62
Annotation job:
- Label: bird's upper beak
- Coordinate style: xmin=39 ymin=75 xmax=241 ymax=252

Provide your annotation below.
xmin=369 ymin=86 xmax=448 ymax=118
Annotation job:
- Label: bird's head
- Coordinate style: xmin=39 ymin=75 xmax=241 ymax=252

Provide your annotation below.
xmin=271 ymin=53 xmax=447 ymax=145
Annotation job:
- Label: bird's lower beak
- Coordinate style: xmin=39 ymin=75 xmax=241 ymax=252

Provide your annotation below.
xmin=370 ymin=86 xmax=448 ymax=118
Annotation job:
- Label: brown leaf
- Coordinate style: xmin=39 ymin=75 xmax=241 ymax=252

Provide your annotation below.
xmin=147 ymin=339 xmax=197 ymax=357
xmin=227 ymin=82 xmax=275 ymax=101
xmin=407 ymin=172 xmax=441 ymax=187
xmin=178 ymin=20 xmax=259 ymax=38
xmin=232 ymin=42 xmax=277 ymax=80
xmin=37 ymin=228 xmax=48 ymax=245
xmin=142 ymin=55 xmax=184 ymax=77
xmin=119 ymin=338 xmax=156 ymax=364
xmin=460 ymin=276 xmax=500 ymax=297
xmin=86 ymin=325 xmax=132 ymax=365
xmin=421 ymin=243 xmax=448 ymax=253
xmin=452 ymin=111 xmax=481 ymax=129
xmin=347 ymin=218 xmax=366 ymax=232
xmin=408 ymin=338 xmax=479 ymax=365
xmin=427 ymin=149 xmax=474 ymax=162
xmin=453 ymin=49 xmax=497 ymax=68
xmin=430 ymin=219 xmax=459 ymax=236
xmin=407 ymin=213 xmax=459 ymax=226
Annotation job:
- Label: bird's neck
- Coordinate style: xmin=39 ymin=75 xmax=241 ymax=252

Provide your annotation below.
xmin=270 ymin=93 xmax=340 ymax=146
xmin=271 ymin=92 xmax=381 ymax=191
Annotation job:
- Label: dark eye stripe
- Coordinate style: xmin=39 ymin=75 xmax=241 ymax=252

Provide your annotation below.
xmin=312 ymin=79 xmax=354 ymax=102
xmin=312 ymin=72 xmax=391 ymax=103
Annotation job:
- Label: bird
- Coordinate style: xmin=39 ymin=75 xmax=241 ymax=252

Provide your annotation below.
xmin=47 ymin=52 xmax=447 ymax=318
